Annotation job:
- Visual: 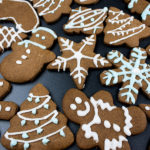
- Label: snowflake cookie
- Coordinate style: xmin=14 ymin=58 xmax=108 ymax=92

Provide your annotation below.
xmin=0 ymin=0 xmax=39 ymax=33
xmin=74 ymin=0 xmax=99 ymax=5
xmin=0 ymin=27 xmax=57 ymax=83
xmin=31 ymin=0 xmax=72 ymax=23
xmin=124 ymin=0 xmax=150 ymax=26
xmin=100 ymin=47 xmax=150 ymax=104
xmin=104 ymin=7 xmax=150 ymax=47
xmin=64 ymin=7 xmax=108 ymax=35
xmin=139 ymin=104 xmax=150 ymax=119
xmin=47 ymin=35 xmax=111 ymax=89
xmin=63 ymin=88 xmax=147 ymax=150
xmin=0 ymin=25 xmax=27 ymax=53
xmin=1 ymin=84 xmax=74 ymax=150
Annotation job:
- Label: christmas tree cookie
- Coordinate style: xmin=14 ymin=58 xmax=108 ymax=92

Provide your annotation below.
xmin=1 ymin=84 xmax=74 ymax=150
xmin=104 ymin=7 xmax=150 ymax=47
xmin=47 ymin=35 xmax=111 ymax=89
xmin=124 ymin=0 xmax=150 ymax=26
xmin=31 ymin=0 xmax=72 ymax=23
xmin=63 ymin=88 xmax=147 ymax=150
xmin=64 ymin=7 xmax=108 ymax=35
xmin=0 ymin=27 xmax=57 ymax=83
xmin=100 ymin=47 xmax=150 ymax=105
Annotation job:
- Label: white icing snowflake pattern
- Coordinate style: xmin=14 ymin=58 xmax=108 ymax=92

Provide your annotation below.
xmin=101 ymin=47 xmax=150 ymax=104
xmin=48 ymin=35 xmax=111 ymax=89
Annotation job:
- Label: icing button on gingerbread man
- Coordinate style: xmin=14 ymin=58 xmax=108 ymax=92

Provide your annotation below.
xmin=63 ymin=88 xmax=147 ymax=150
xmin=0 ymin=27 xmax=57 ymax=83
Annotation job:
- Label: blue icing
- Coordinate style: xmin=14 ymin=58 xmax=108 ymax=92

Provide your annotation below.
xmin=44 ymin=104 xmax=49 ymax=109
xmin=34 ymin=119 xmax=40 ymax=125
xmin=42 ymin=138 xmax=50 ymax=145
xmin=35 ymin=97 xmax=40 ymax=103
xmin=22 ymin=133 xmax=29 ymax=139
xmin=10 ymin=140 xmax=17 ymax=147
xmin=32 ymin=109 xmax=37 ymax=115
xmin=141 ymin=4 xmax=150 ymax=21
xmin=52 ymin=118 xmax=58 ymax=124
xmin=24 ymin=142 xmax=30 ymax=150
xmin=27 ymin=97 xmax=32 ymax=102
xmin=37 ymin=128 xmax=43 ymax=134
xmin=60 ymin=130 xmax=65 ymax=137
xmin=21 ymin=120 xmax=26 ymax=126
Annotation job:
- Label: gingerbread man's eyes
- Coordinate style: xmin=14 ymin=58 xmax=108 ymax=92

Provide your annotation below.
xmin=70 ymin=97 xmax=90 ymax=117
xmin=35 ymin=34 xmax=46 ymax=40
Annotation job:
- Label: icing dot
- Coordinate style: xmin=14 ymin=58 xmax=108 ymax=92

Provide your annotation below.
xmin=113 ymin=124 xmax=120 ymax=132
xmin=0 ymin=81 xmax=3 ymax=86
xmin=75 ymin=97 xmax=82 ymax=104
xmin=26 ymin=49 xmax=31 ymax=54
xmin=21 ymin=55 xmax=27 ymax=59
xmin=16 ymin=60 xmax=22 ymax=64
xmin=36 ymin=34 xmax=40 ymax=37
xmin=5 ymin=106 xmax=11 ymax=112
xmin=91 ymin=18 xmax=95 ymax=22
xmin=145 ymin=106 xmax=150 ymax=110
xmin=70 ymin=104 xmax=77 ymax=110
xmin=22 ymin=133 xmax=29 ymax=139
xmin=60 ymin=130 xmax=65 ymax=137
xmin=42 ymin=138 xmax=50 ymax=145
xmin=24 ymin=142 xmax=30 ymax=150
xmin=10 ymin=140 xmax=17 ymax=147
xmin=104 ymin=120 xmax=111 ymax=128
xmin=42 ymin=36 xmax=46 ymax=40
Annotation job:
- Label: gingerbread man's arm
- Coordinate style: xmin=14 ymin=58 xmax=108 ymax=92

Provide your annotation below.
xmin=139 ymin=104 xmax=150 ymax=119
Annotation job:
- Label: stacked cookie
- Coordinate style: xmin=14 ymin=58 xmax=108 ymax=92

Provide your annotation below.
xmin=0 ymin=0 xmax=150 ymax=150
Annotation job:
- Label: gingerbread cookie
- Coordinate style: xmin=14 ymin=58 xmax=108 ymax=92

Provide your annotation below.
xmin=146 ymin=45 xmax=150 ymax=54
xmin=104 ymin=7 xmax=150 ymax=47
xmin=74 ymin=0 xmax=99 ymax=5
xmin=0 ymin=0 xmax=39 ymax=33
xmin=0 ymin=101 xmax=18 ymax=120
xmin=0 ymin=27 xmax=57 ymax=83
xmin=0 ymin=25 xmax=27 ymax=52
xmin=124 ymin=0 xmax=150 ymax=26
xmin=139 ymin=104 xmax=150 ymax=119
xmin=31 ymin=0 xmax=72 ymax=23
xmin=1 ymin=83 xmax=74 ymax=150
xmin=100 ymin=47 xmax=150 ymax=105
xmin=63 ymin=89 xmax=147 ymax=150
xmin=0 ymin=79 xmax=11 ymax=99
xmin=47 ymin=35 xmax=111 ymax=89
xmin=64 ymin=7 xmax=108 ymax=35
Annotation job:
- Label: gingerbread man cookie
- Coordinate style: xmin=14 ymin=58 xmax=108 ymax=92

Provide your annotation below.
xmin=31 ymin=0 xmax=72 ymax=23
xmin=0 ymin=79 xmax=11 ymax=99
xmin=1 ymin=83 xmax=74 ymax=150
xmin=124 ymin=0 xmax=150 ymax=26
xmin=64 ymin=7 xmax=108 ymax=35
xmin=0 ymin=25 xmax=27 ymax=52
xmin=74 ymin=0 xmax=99 ymax=5
xmin=100 ymin=47 xmax=150 ymax=105
xmin=104 ymin=7 xmax=150 ymax=47
xmin=0 ymin=101 xmax=18 ymax=120
xmin=0 ymin=0 xmax=39 ymax=33
xmin=47 ymin=35 xmax=111 ymax=89
xmin=0 ymin=27 xmax=57 ymax=83
xmin=63 ymin=89 xmax=147 ymax=150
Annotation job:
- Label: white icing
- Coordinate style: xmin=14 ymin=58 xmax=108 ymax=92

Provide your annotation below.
xmin=77 ymin=101 xmax=90 ymax=117
xmin=75 ymin=97 xmax=82 ymax=104
xmin=0 ymin=0 xmax=39 ymax=33
xmin=16 ymin=60 xmax=22 ymax=64
xmin=5 ymin=106 xmax=11 ymax=112
xmin=33 ymin=0 xmax=64 ymax=16
xmin=104 ymin=135 xmax=128 ymax=150
xmin=51 ymin=35 xmax=109 ymax=87
xmin=4 ymin=93 xmax=66 ymax=146
xmin=113 ymin=124 xmax=120 ymax=132
xmin=106 ymin=9 xmax=146 ymax=44
xmin=26 ymin=49 xmax=31 ymax=54
xmin=81 ymin=97 xmax=116 ymax=143
xmin=0 ymin=81 xmax=4 ymax=86
xmin=122 ymin=106 xmax=133 ymax=136
xmin=21 ymin=55 xmax=27 ymax=59
xmin=145 ymin=106 xmax=150 ymax=110
xmin=0 ymin=104 xmax=1 ymax=111
xmin=104 ymin=120 xmax=111 ymax=128
xmin=70 ymin=104 xmax=77 ymax=110
xmin=0 ymin=26 xmax=22 ymax=51
xmin=65 ymin=7 xmax=108 ymax=34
